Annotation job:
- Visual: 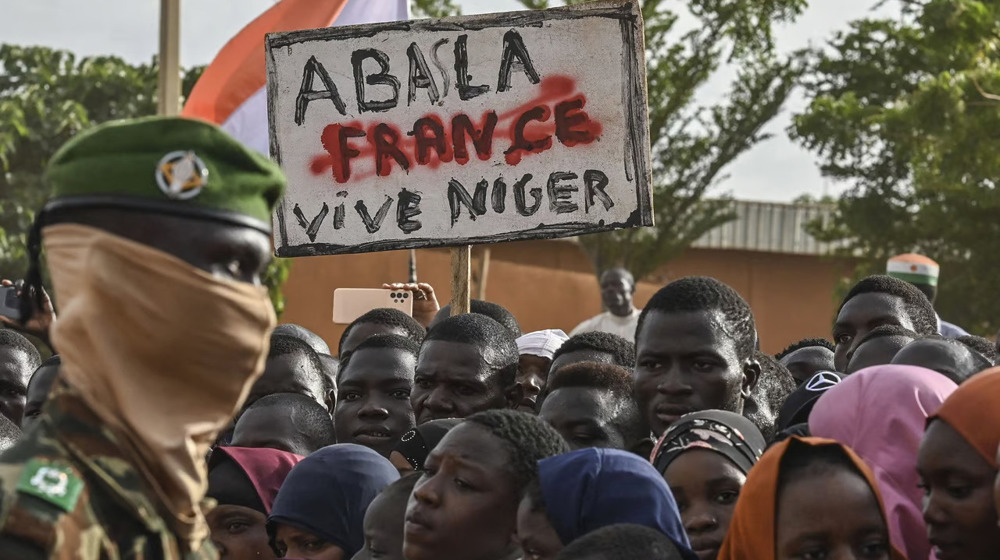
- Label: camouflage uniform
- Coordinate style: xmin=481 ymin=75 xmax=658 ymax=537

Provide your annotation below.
xmin=0 ymin=380 xmax=217 ymax=559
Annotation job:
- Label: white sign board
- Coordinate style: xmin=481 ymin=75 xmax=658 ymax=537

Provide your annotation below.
xmin=266 ymin=1 xmax=652 ymax=257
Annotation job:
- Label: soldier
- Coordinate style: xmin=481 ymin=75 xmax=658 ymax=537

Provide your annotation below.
xmin=0 ymin=116 xmax=284 ymax=558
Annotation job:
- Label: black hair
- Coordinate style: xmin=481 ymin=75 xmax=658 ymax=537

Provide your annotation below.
xmin=270 ymin=334 xmax=323 ymax=374
xmin=540 ymin=361 xmax=645 ymax=447
xmin=778 ymin=439 xmax=865 ymax=493
xmin=273 ymin=323 xmax=330 ymax=355
xmin=370 ymin=471 xmax=422 ymax=512
xmin=38 ymin=354 xmax=61 ymax=368
xmin=955 ymin=335 xmax=998 ymax=365
xmin=775 ymin=338 xmax=835 ymax=360
xmin=238 ymin=393 xmax=336 ymax=453
xmin=853 ymin=324 xmax=919 ymax=348
xmin=0 ymin=329 xmax=42 ymax=371
xmin=0 ymin=413 xmax=20 ymax=453
xmin=423 ymin=314 xmax=519 ymax=389
xmin=554 ymin=524 xmax=685 ymax=560
xmin=839 ymin=275 xmax=938 ymax=336
xmin=339 ymin=334 xmax=420 ymax=381
xmin=464 ymin=409 xmax=570 ymax=494
xmin=551 ymin=332 xmax=635 ymax=369
xmin=744 ymin=351 xmax=797 ymax=443
xmin=435 ymin=299 xmax=522 ymax=338
xmin=338 ymin=308 xmax=426 ymax=356
xmin=637 ymin=277 xmax=758 ymax=362
xmin=899 ymin=335 xmax=994 ymax=383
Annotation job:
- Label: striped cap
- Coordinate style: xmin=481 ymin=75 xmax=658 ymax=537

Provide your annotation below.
xmin=886 ymin=253 xmax=940 ymax=286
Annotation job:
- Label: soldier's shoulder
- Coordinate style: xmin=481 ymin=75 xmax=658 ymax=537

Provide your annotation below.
xmin=0 ymin=434 xmax=102 ymax=558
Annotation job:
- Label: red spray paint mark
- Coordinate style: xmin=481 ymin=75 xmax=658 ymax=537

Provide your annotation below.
xmin=308 ymin=74 xmax=601 ymax=185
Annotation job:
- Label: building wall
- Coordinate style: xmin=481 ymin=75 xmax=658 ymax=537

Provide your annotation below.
xmin=281 ymin=239 xmax=856 ymax=355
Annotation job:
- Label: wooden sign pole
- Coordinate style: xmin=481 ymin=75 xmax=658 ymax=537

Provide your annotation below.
xmin=450 ymin=245 xmax=471 ymax=316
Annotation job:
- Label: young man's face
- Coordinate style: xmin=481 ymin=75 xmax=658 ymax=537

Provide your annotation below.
xmin=634 ymin=310 xmax=754 ymax=437
xmin=412 ymin=340 xmax=512 ymax=424
xmin=0 ymin=347 xmax=34 ymax=427
xmin=335 ymin=347 xmax=416 ymax=458
xmin=516 ymin=354 xmax=551 ymax=413
xmin=779 ymin=347 xmax=835 ymax=385
xmin=403 ymin=423 xmax=519 ymax=560
xmin=832 ymin=293 xmax=914 ymax=372
xmin=538 ymin=387 xmax=627 ymax=450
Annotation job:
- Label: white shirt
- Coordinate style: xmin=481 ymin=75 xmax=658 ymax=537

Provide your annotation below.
xmin=570 ymin=309 xmax=641 ymax=342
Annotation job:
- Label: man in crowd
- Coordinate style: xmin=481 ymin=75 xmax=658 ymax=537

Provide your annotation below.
xmin=515 ymin=329 xmax=569 ymax=413
xmin=550 ymin=332 xmax=635 ymax=376
xmin=775 ymin=338 xmax=835 ymax=385
xmin=429 ymin=299 xmax=522 ymax=338
xmin=571 ymin=268 xmax=642 ymax=342
xmin=633 ymin=277 xmax=761 ymax=438
xmin=537 ymin=361 xmax=646 ymax=453
xmin=0 ymin=330 xmax=41 ymax=427
xmin=339 ymin=308 xmax=426 ymax=356
xmin=231 ymin=393 xmax=336 ymax=456
xmin=335 ymin=334 xmax=418 ymax=458
xmin=21 ymin=355 xmax=60 ymax=431
xmin=0 ymin=116 xmax=284 ymax=557
xmin=412 ymin=314 xmax=521 ymax=425
xmin=831 ymin=275 xmax=939 ymax=372
xmin=246 ymin=334 xmax=329 ymax=412
xmin=886 ymin=253 xmax=969 ymax=337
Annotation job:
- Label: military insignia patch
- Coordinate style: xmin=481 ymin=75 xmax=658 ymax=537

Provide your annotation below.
xmin=155 ymin=150 xmax=209 ymax=200
xmin=17 ymin=459 xmax=84 ymax=512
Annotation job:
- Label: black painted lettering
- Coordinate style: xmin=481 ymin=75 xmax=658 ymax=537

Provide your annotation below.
xmin=295 ymin=56 xmax=347 ymax=125
xmin=407 ymin=43 xmax=440 ymax=105
xmin=334 ymin=191 xmax=347 ymax=229
xmin=492 ymin=177 xmax=507 ymax=214
xmin=410 ymin=117 xmax=448 ymax=165
xmin=352 ymin=48 xmax=400 ymax=113
xmin=373 ymin=124 xmax=410 ymax=176
xmin=292 ymin=202 xmax=329 ymax=242
xmin=584 ymin=170 xmax=614 ymax=212
xmin=497 ymin=30 xmax=540 ymax=93
xmin=547 ymin=172 xmax=579 ymax=214
xmin=513 ymin=174 xmax=541 ymax=217
xmin=355 ymin=196 xmax=394 ymax=233
xmin=447 ymin=178 xmax=489 ymax=226
xmin=397 ymin=189 xmax=423 ymax=234
xmin=452 ymin=112 xmax=498 ymax=164
xmin=454 ymin=34 xmax=490 ymax=100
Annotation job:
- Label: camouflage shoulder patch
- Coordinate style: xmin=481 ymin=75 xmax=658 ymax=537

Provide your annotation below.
xmin=16 ymin=459 xmax=83 ymax=513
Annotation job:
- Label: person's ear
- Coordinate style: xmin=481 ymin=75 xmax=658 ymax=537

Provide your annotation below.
xmin=505 ymin=382 xmax=524 ymax=410
xmin=741 ymin=358 xmax=761 ymax=399
xmin=325 ymin=389 xmax=336 ymax=414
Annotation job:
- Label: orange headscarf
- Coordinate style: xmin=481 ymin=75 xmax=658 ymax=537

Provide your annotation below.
xmin=930 ymin=367 xmax=1000 ymax=468
xmin=717 ymin=437 xmax=906 ymax=560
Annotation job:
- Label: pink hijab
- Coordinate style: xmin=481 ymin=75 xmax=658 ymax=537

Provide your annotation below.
xmin=809 ymin=365 xmax=956 ymax=560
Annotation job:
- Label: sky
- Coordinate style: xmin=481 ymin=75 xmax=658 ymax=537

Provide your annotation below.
xmin=1 ymin=0 xmax=897 ymax=202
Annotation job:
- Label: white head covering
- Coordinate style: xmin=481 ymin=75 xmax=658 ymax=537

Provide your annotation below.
xmin=516 ymin=329 xmax=570 ymax=360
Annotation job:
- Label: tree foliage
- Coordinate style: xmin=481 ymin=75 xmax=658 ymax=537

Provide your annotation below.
xmin=0 ymin=46 xmax=298 ymax=315
xmin=792 ymin=0 xmax=1000 ymax=334
xmin=518 ymin=0 xmax=805 ymax=280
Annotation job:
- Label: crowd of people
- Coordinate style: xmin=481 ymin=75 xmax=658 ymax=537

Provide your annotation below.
xmin=0 ymin=116 xmax=998 ymax=560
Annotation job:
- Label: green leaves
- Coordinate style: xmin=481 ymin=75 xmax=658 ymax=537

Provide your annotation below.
xmin=792 ymin=0 xmax=1000 ymax=334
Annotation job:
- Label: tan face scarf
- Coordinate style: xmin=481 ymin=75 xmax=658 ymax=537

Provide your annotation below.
xmin=43 ymin=223 xmax=276 ymax=548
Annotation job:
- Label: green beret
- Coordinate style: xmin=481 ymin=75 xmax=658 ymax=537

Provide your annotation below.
xmin=44 ymin=116 xmax=285 ymax=231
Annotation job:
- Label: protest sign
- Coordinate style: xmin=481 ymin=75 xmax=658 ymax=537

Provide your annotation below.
xmin=266 ymin=1 xmax=652 ymax=257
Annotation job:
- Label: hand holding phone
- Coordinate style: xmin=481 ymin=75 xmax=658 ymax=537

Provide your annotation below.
xmin=332 ymin=288 xmax=414 ymax=324
xmin=0 ymin=285 xmax=20 ymax=321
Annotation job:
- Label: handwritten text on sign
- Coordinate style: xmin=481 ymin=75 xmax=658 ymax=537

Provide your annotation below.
xmin=266 ymin=2 xmax=651 ymax=256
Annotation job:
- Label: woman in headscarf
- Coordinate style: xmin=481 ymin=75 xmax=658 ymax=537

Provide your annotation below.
xmin=650 ymin=410 xmax=766 ymax=560
xmin=809 ymin=365 xmax=956 ymax=560
xmin=718 ymin=437 xmax=904 ymax=560
xmin=388 ymin=418 xmax=461 ymax=474
xmin=268 ymin=444 xmax=399 ymax=559
xmin=918 ymin=367 xmax=1000 ymax=560
xmin=207 ymin=446 xmax=304 ymax=560
xmin=515 ymin=447 xmax=696 ymax=560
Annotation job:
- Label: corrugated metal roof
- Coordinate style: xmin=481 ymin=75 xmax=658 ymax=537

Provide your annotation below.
xmin=692 ymin=200 xmax=846 ymax=255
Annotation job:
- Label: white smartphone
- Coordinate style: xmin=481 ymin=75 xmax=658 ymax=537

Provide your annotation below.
xmin=332 ymin=288 xmax=414 ymax=324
